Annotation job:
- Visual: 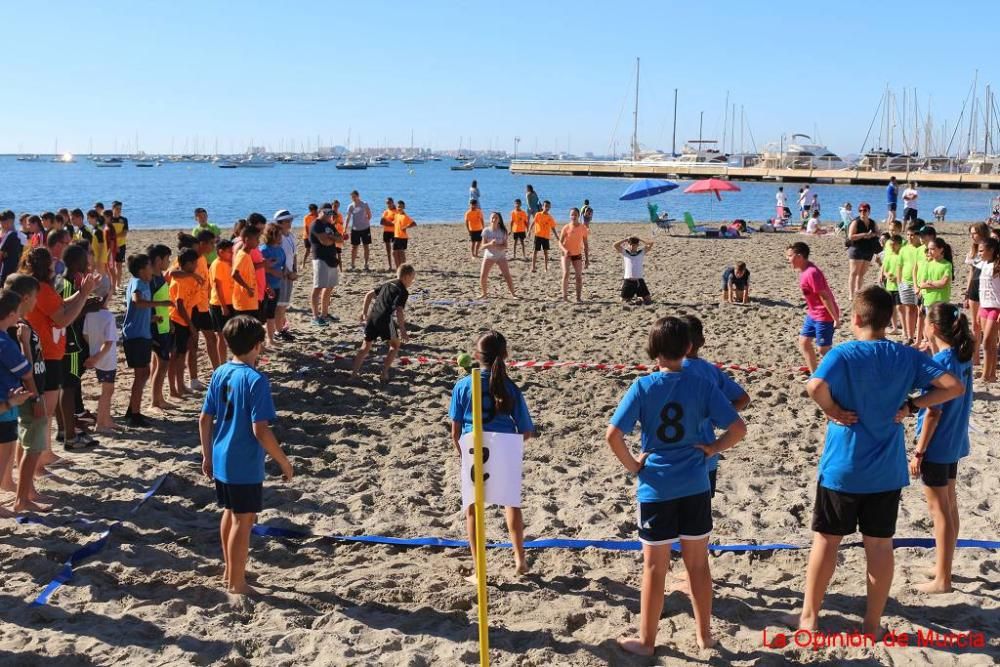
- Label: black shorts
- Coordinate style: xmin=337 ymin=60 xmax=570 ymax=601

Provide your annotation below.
xmin=215 ymin=480 xmax=263 ymax=514
xmin=469 ymin=230 xmax=483 ymax=242
xmin=0 ymin=419 xmax=18 ymax=443
xmin=888 ymin=202 xmax=898 ymax=212
xmin=263 ymin=289 xmax=280 ymax=320
xmin=42 ymin=359 xmax=63 ymax=392
xmin=116 ymin=246 xmax=126 ymax=263
xmin=921 ymin=460 xmax=958 ymax=487
xmin=351 ymin=229 xmax=372 ymax=246
xmin=903 ymin=208 xmax=918 ymax=222
xmin=708 ymin=468 xmax=718 ymax=497
xmin=364 ymin=319 xmax=400 ymax=343
xmin=534 ymin=237 xmax=550 ymax=251
xmin=811 ymin=483 xmax=902 ymax=538
xmin=567 ymin=254 xmax=583 ymax=263
xmin=96 ymin=369 xmax=117 ymax=384
xmin=513 ymin=232 xmax=526 ymax=241
xmin=235 ymin=308 xmax=262 ymax=323
xmin=966 ymin=287 xmax=980 ymax=302
xmin=303 ymin=238 xmax=312 ymax=252
xmin=637 ymin=491 xmax=713 ymax=545
xmin=889 ymin=290 xmax=901 ymax=305
xmin=210 ymin=305 xmax=232 ymax=331
xmin=847 ymin=247 xmax=875 ymax=262
xmin=382 ymin=230 xmax=395 ymax=243
xmin=392 ymin=238 xmax=408 ymax=251
xmin=173 ymin=323 xmax=192 ymax=354
xmin=152 ymin=331 xmax=173 ymax=360
xmin=192 ymin=309 xmax=214 ymax=332
xmin=123 ymin=337 xmax=152 ymax=368
xmin=61 ymin=354 xmax=82 ymax=384
xmin=621 ymin=279 xmax=650 ymax=300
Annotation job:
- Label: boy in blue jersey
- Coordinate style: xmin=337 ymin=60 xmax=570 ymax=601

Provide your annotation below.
xmin=449 ymin=330 xmax=535 ymax=576
xmin=122 ymin=254 xmax=168 ymax=427
xmin=789 ymin=286 xmax=964 ymax=635
xmin=199 ymin=315 xmax=293 ymax=595
xmin=910 ymin=303 xmax=975 ymax=594
xmin=607 ymin=316 xmax=747 ymax=653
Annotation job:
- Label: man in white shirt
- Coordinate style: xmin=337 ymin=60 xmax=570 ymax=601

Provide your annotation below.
xmin=273 ymin=209 xmax=299 ymax=341
xmin=902 ymin=182 xmax=919 ymax=222
xmin=798 ymin=186 xmax=811 ymax=221
xmin=613 ymin=236 xmax=653 ymax=305
xmin=776 ymin=186 xmax=787 ymax=213
xmin=345 ymin=190 xmax=373 ymax=271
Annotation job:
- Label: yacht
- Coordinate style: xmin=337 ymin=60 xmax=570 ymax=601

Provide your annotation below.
xmin=965 ymin=152 xmax=1000 ymax=175
xmin=368 ymin=156 xmax=390 ymax=167
xmin=857 ymin=149 xmax=921 ymax=172
xmin=450 ymin=161 xmax=474 ymax=171
xmin=336 ymin=157 xmax=368 ymax=170
xmin=401 ymin=154 xmax=425 ymax=164
xmin=16 ymin=154 xmax=40 ymax=162
xmin=760 ymin=134 xmax=845 ymax=169
xmin=237 ymin=155 xmax=275 ymax=168
xmin=96 ymin=157 xmax=123 ymax=167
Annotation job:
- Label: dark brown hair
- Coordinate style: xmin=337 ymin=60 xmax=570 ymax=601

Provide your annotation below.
xmin=927 ymin=303 xmax=975 ymax=363
xmin=645 ymin=316 xmax=689 ymax=361
xmin=478 ymin=330 xmax=513 ymax=415
xmin=853 ymin=286 xmax=893 ymax=331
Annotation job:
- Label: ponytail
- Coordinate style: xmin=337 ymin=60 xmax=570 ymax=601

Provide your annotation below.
xmin=927 ymin=302 xmax=975 ymax=363
xmin=478 ymin=330 xmax=513 ymax=414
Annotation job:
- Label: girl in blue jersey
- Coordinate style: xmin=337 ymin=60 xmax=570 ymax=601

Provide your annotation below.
xmin=607 ymin=317 xmax=747 ymax=654
xmin=449 ymin=330 xmax=535 ymax=576
xmin=911 ymin=303 xmax=975 ymax=594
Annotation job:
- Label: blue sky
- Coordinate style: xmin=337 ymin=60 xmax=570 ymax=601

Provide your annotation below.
xmin=4 ymin=0 xmax=998 ymax=156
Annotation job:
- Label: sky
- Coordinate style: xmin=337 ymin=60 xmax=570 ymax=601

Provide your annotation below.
xmin=3 ymin=0 xmax=999 ymax=157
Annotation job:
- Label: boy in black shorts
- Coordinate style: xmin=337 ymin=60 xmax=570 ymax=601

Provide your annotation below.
xmin=788 ymin=286 xmax=964 ymax=635
xmin=199 ymin=315 xmax=293 ymax=595
xmin=350 ymin=264 xmax=415 ymax=384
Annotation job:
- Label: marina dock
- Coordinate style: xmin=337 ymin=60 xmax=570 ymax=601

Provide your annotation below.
xmin=510 ymin=160 xmax=1000 ymax=189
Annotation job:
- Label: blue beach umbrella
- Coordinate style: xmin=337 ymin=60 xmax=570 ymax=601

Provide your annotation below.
xmin=618 ymin=178 xmax=679 ymax=201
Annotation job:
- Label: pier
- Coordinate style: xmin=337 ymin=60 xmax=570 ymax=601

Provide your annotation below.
xmin=510 ymin=160 xmax=1000 ymax=189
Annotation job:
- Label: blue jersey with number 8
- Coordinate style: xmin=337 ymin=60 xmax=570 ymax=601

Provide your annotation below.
xmin=610 ymin=369 xmax=739 ymax=502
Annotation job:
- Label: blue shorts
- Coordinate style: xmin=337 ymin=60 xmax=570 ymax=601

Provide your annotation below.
xmin=800 ymin=315 xmax=834 ymax=348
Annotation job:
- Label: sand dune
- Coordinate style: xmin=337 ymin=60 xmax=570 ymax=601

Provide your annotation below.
xmin=1 ymin=223 xmax=997 ymax=666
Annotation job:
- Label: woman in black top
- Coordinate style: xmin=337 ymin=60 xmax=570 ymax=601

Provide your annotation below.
xmin=846 ymin=202 xmax=880 ymax=300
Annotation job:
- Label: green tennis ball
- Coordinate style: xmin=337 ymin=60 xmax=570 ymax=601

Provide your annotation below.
xmin=456 ymin=352 xmax=473 ymax=370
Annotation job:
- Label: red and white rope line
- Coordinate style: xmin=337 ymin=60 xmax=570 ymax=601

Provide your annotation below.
xmin=310 ymin=349 xmax=809 ymax=375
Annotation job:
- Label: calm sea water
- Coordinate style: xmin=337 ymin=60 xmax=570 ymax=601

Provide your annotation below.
xmin=1 ymin=156 xmax=995 ymax=229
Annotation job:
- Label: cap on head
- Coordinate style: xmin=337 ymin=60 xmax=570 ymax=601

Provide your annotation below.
xmin=273 ymin=209 xmax=294 ymax=222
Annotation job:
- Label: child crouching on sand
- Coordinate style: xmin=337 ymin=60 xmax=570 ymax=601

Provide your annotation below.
xmin=614 ymin=236 xmax=653 ymax=305
xmin=721 ymin=262 xmax=750 ymax=303
xmin=350 ymin=264 xmax=415 ymax=384
xmin=607 ymin=316 xmax=747 ymax=653
xmin=449 ymin=330 xmax=535 ymax=576
xmin=199 ymin=315 xmax=293 ymax=595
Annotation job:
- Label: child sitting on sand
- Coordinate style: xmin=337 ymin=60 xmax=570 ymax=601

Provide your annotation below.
xmin=449 ymin=330 xmax=535 ymax=577
xmin=721 ymin=262 xmax=750 ymax=303
xmin=607 ymin=316 xmax=747 ymax=653
xmin=350 ymin=264 xmax=415 ymax=384
xmin=787 ymin=286 xmax=964 ymax=636
xmin=613 ymin=236 xmax=653 ymax=305
xmin=199 ymin=315 xmax=293 ymax=596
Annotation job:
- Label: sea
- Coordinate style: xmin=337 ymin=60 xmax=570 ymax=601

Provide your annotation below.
xmin=1 ymin=156 xmax=995 ymax=229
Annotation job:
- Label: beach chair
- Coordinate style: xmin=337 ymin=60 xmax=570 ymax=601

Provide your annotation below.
xmin=648 ymin=202 xmax=674 ymax=234
xmin=683 ymin=212 xmax=709 ymax=236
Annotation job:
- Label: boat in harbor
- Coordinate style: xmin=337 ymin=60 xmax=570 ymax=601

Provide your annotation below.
xmin=857 ymin=149 xmax=921 ymax=171
xmin=336 ymin=157 xmax=368 ymax=170
xmin=237 ymin=155 xmax=275 ymax=168
xmin=401 ymin=154 xmax=425 ymax=164
xmin=493 ymin=159 xmax=510 ymax=169
xmin=96 ymin=157 xmax=123 ymax=167
xmin=450 ymin=161 xmax=474 ymax=171
xmin=16 ymin=154 xmax=40 ymax=162
xmin=135 ymin=160 xmax=159 ymax=167
xmin=760 ymin=134 xmax=846 ymax=169
xmin=368 ymin=155 xmax=390 ymax=167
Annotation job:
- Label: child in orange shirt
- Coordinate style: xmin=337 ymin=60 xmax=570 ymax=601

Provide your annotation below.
xmin=210 ymin=239 xmax=235 ymax=360
xmin=510 ymin=199 xmax=529 ymax=259
xmin=465 ymin=200 xmax=484 ymax=258
xmin=530 ymin=200 xmax=557 ymax=273
xmin=169 ymin=249 xmax=200 ymax=398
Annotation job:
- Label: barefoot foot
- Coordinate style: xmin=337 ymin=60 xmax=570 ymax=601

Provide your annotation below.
xmin=915 ymin=579 xmax=953 ymax=594
xmin=617 ymin=637 xmax=654 ymax=656
xmin=14 ymin=499 xmax=48 ymax=513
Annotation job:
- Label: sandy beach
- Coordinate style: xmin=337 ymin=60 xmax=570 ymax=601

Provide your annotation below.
xmin=1 ymin=223 xmax=997 ymax=666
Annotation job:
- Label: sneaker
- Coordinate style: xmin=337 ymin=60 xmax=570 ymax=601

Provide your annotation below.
xmin=324 ymin=314 xmax=340 ymax=322
xmin=64 ymin=434 xmax=99 ymax=451
xmin=189 ymin=379 xmax=207 ymax=392
xmin=313 ymin=317 xmax=327 ymax=326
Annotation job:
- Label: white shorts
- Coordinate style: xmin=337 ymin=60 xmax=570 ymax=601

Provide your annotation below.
xmin=312 ymin=260 xmax=339 ymax=289
xmin=278 ymin=278 xmax=294 ymax=307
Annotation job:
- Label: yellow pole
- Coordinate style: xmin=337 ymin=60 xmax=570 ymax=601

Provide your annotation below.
xmin=470 ymin=368 xmax=490 ymax=666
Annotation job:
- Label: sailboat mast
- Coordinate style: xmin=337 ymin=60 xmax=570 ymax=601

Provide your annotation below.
xmin=631 ymin=57 xmax=640 ymax=161
xmin=721 ymin=90 xmax=729 ymax=155
xmin=671 ymin=88 xmax=678 ymax=157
